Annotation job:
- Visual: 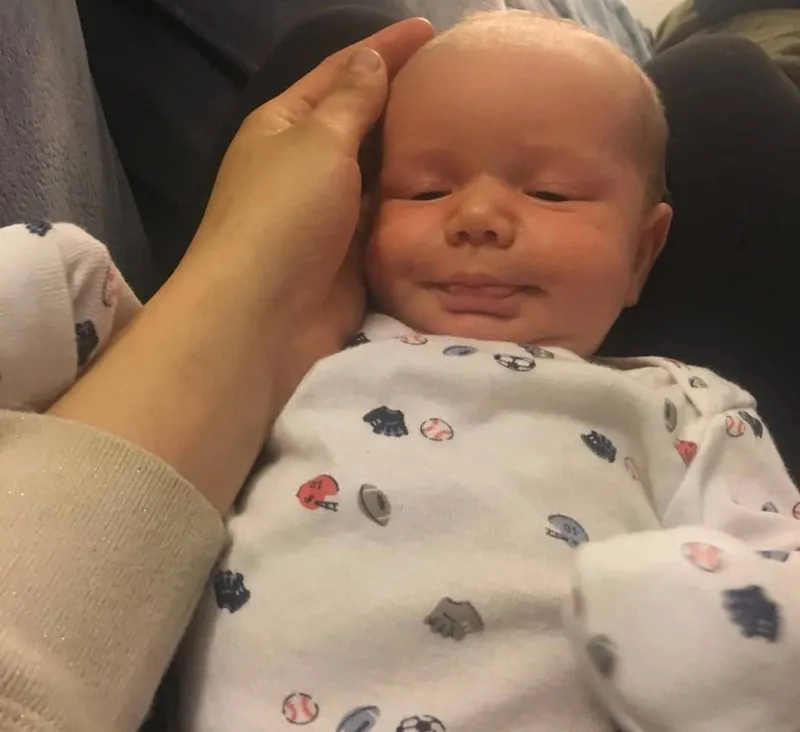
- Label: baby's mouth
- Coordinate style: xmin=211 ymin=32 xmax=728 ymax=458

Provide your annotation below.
xmin=437 ymin=283 xmax=520 ymax=299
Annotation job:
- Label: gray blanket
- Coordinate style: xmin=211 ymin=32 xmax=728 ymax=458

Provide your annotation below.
xmin=0 ymin=0 xmax=155 ymax=298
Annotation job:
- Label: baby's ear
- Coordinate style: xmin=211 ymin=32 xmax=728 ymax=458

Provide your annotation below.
xmin=625 ymin=201 xmax=673 ymax=307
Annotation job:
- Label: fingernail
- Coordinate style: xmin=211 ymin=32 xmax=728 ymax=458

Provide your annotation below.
xmin=348 ymin=47 xmax=382 ymax=74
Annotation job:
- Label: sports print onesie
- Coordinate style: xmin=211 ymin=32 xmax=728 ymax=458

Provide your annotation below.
xmin=181 ymin=313 xmax=800 ymax=732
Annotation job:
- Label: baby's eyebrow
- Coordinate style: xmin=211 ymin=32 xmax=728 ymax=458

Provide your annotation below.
xmin=514 ymin=143 xmax=612 ymax=169
xmin=389 ymin=147 xmax=457 ymax=172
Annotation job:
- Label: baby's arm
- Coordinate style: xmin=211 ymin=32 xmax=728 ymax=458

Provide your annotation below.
xmin=566 ymin=404 xmax=800 ymax=732
xmin=0 ymin=222 xmax=141 ymax=411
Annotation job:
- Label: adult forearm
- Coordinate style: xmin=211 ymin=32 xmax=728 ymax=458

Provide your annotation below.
xmin=48 ymin=19 xmax=433 ymax=515
xmin=49 ymin=257 xmax=299 ymax=515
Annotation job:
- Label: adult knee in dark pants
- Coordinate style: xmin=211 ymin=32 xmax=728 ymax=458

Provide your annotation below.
xmin=602 ymin=35 xmax=800 ymax=479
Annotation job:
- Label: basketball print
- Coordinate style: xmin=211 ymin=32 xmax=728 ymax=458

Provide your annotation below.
xmin=420 ymin=418 xmax=454 ymax=441
xmin=682 ymin=542 xmax=726 ymax=572
xmin=399 ymin=334 xmax=428 ymax=346
xmin=725 ymin=415 xmax=746 ymax=437
xmin=282 ymin=692 xmax=319 ymax=725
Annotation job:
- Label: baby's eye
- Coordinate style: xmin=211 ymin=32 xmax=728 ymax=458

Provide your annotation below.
xmin=528 ymin=190 xmax=570 ymax=203
xmin=411 ymin=191 xmax=449 ymax=201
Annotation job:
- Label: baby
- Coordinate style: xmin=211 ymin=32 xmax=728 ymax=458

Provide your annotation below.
xmin=180 ymin=12 xmax=800 ymax=732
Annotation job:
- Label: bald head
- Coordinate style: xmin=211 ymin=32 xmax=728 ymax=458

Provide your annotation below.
xmin=406 ymin=11 xmax=668 ymax=204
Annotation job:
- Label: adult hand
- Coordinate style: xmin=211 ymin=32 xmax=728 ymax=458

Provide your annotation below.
xmin=187 ymin=17 xmax=435 ymax=359
xmin=51 ymin=18 xmax=434 ymax=514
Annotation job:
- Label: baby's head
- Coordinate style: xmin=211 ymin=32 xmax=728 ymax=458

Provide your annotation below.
xmin=366 ymin=11 xmax=672 ymax=357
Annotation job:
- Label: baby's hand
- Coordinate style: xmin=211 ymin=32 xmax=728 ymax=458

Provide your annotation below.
xmin=565 ymin=528 xmax=800 ymax=732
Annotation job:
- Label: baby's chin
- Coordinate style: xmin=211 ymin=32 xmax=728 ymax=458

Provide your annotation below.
xmin=398 ymin=309 xmax=553 ymax=347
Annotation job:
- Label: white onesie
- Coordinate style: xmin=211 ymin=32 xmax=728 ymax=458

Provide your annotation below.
xmin=0 ymin=222 xmax=139 ymax=411
xmin=181 ymin=314 xmax=800 ymax=732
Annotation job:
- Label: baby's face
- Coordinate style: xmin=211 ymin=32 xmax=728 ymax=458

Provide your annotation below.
xmin=367 ymin=39 xmax=670 ymax=356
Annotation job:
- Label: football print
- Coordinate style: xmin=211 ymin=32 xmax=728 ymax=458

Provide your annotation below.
xmin=358 ymin=484 xmax=392 ymax=526
xmin=546 ymin=514 xmax=589 ymax=547
xmin=663 ymin=398 xmax=678 ymax=432
xmin=587 ymin=635 xmax=617 ymax=678
xmin=337 ymin=706 xmax=380 ymax=732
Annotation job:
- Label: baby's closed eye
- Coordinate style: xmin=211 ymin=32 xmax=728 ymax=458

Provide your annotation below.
xmin=526 ymin=190 xmax=571 ymax=203
xmin=411 ymin=190 xmax=451 ymax=201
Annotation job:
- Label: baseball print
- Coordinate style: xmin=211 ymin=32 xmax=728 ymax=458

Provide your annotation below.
xmin=399 ymin=334 xmax=428 ymax=345
xmin=420 ymin=418 xmax=454 ymax=441
xmin=725 ymin=415 xmax=746 ymax=437
xmin=282 ymin=692 xmax=319 ymax=725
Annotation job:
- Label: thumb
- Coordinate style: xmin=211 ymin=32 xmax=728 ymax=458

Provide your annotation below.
xmin=309 ymin=48 xmax=388 ymax=156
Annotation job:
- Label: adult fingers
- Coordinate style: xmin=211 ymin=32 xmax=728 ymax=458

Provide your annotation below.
xmin=257 ymin=17 xmax=434 ymax=134
xmin=306 ymin=48 xmax=388 ymax=156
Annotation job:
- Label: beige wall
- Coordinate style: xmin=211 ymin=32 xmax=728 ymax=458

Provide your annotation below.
xmin=625 ymin=0 xmax=677 ymax=28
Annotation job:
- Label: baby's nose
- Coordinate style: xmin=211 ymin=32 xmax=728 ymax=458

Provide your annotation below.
xmin=445 ymin=185 xmax=516 ymax=249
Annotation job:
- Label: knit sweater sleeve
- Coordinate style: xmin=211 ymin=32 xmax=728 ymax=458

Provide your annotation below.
xmin=0 ymin=410 xmax=226 ymax=732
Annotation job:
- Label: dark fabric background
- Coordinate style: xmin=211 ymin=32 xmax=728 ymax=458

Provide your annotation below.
xmin=76 ymin=0 xmax=410 ymax=277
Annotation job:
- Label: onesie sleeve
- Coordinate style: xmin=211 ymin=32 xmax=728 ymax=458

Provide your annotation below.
xmin=0 ymin=222 xmax=141 ymax=411
xmin=565 ymin=366 xmax=800 ymax=732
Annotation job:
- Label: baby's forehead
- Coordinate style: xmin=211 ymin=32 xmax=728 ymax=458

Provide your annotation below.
xmin=387 ymin=23 xmax=655 ymax=146
xmin=393 ymin=21 xmax=642 ymax=101
xmin=387 ymin=31 xmax=643 ymax=137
